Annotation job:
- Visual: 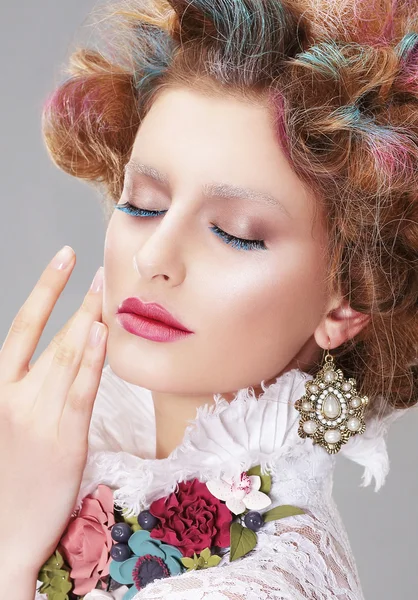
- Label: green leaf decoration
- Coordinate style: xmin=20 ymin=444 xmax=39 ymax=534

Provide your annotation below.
xmin=200 ymin=547 xmax=211 ymax=561
xmin=246 ymin=465 xmax=272 ymax=494
xmin=45 ymin=592 xmax=69 ymax=600
xmin=121 ymin=509 xmax=143 ymax=531
xmin=122 ymin=514 xmax=138 ymax=525
xmin=39 ymin=550 xmax=65 ymax=574
xmin=181 ymin=548 xmax=223 ymax=571
xmin=263 ymin=505 xmax=305 ymax=522
xmin=37 ymin=549 xmax=73 ymax=600
xmin=38 ymin=570 xmax=69 ymax=587
xmin=207 ymin=555 xmax=222 ymax=567
xmin=230 ymin=522 xmax=257 ymax=562
xmin=181 ymin=557 xmax=198 ymax=570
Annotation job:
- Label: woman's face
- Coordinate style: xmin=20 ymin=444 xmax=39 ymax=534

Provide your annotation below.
xmin=103 ymin=86 xmax=334 ymax=395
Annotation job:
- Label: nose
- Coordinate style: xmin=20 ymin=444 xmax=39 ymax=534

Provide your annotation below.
xmin=132 ymin=213 xmax=188 ymax=286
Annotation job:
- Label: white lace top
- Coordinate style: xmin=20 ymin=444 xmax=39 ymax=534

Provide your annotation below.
xmin=35 ymin=364 xmax=406 ymax=600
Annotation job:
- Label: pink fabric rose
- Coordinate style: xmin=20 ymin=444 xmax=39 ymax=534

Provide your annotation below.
xmin=149 ymin=478 xmax=232 ymax=557
xmin=58 ymin=484 xmax=115 ymax=595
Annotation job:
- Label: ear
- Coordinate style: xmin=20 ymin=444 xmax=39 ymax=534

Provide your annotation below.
xmin=314 ymin=298 xmax=371 ymax=349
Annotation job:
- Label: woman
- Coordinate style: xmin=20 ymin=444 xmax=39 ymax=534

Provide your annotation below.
xmin=0 ymin=0 xmax=416 ymax=598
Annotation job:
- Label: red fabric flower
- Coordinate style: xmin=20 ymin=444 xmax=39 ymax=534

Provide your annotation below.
xmin=149 ymin=478 xmax=232 ymax=557
xmin=58 ymin=484 xmax=115 ymax=595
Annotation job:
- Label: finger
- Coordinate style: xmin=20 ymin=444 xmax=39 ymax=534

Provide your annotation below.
xmin=0 ymin=246 xmax=76 ymax=384
xmin=30 ymin=312 xmax=77 ymax=368
xmin=28 ymin=311 xmax=78 ymax=373
xmin=27 ymin=267 xmax=104 ymax=389
xmin=32 ymin=279 xmax=104 ymax=429
xmin=27 ymin=312 xmax=77 ymax=371
xmin=59 ymin=321 xmax=108 ymax=445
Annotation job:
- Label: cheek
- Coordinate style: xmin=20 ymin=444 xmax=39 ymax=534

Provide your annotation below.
xmin=189 ymin=244 xmax=328 ymax=387
xmin=203 ymin=241 xmax=327 ymax=337
xmin=104 ymin=214 xmax=127 ymax=258
xmin=103 ymin=217 xmax=132 ymax=313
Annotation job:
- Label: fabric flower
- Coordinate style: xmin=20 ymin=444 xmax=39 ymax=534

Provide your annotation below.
xmin=149 ymin=478 xmax=232 ymax=557
xmin=37 ymin=549 xmax=72 ymax=599
xmin=181 ymin=547 xmax=223 ymax=571
xmin=206 ymin=472 xmax=272 ymax=515
xmin=58 ymin=484 xmax=115 ymax=595
xmin=84 ymin=587 xmax=130 ymax=600
xmin=109 ymin=530 xmax=183 ymax=599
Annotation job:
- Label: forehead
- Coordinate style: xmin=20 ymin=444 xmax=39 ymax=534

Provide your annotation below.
xmin=130 ymin=87 xmax=314 ymax=218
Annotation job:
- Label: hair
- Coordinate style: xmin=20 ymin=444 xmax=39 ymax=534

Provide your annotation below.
xmin=41 ymin=0 xmax=417 ymax=422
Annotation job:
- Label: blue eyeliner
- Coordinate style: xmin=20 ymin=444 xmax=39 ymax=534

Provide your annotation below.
xmin=115 ymin=201 xmax=267 ymax=251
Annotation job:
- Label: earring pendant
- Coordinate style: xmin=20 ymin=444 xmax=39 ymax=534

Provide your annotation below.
xmin=295 ymin=349 xmax=369 ymax=454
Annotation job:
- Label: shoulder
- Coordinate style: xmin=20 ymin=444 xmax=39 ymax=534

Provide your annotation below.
xmin=88 ymin=364 xmax=155 ymax=458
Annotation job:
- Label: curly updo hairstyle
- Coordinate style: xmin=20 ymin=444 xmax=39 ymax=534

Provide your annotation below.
xmin=42 ymin=0 xmax=417 ymax=422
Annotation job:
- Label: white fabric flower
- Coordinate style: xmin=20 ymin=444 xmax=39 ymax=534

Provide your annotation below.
xmin=83 ymin=591 xmax=115 ymax=599
xmin=206 ymin=473 xmax=272 ymax=515
xmin=84 ymin=586 xmax=130 ymax=600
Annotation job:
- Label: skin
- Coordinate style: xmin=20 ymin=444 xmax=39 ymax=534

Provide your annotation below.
xmin=103 ymin=86 xmax=370 ymax=458
xmin=0 ymin=249 xmax=108 ymax=584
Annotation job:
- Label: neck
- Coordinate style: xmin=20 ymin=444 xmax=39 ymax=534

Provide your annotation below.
xmin=152 ymin=392 xmax=212 ymax=459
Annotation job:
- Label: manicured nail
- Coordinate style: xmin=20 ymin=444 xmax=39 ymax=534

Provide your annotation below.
xmin=51 ymin=246 xmax=74 ymax=270
xmin=89 ymin=321 xmax=105 ymax=347
xmin=90 ymin=266 xmax=104 ymax=293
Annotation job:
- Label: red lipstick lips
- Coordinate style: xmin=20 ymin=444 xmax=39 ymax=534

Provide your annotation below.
xmin=116 ymin=297 xmax=193 ymax=342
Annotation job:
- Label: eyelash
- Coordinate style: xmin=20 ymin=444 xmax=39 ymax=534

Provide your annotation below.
xmin=115 ymin=201 xmax=267 ymax=251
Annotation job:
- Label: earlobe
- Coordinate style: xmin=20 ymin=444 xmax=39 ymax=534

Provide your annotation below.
xmin=314 ymin=300 xmax=371 ymax=349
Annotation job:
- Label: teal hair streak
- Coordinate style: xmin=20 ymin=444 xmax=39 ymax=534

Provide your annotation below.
xmin=167 ymin=0 xmax=306 ymax=82
xmin=395 ymin=32 xmax=418 ymax=61
xmin=293 ymin=40 xmax=358 ymax=79
xmin=132 ymin=24 xmax=176 ymax=102
xmin=175 ymin=0 xmax=290 ymax=57
xmin=328 ymin=104 xmax=402 ymax=143
xmin=220 ymin=0 xmax=290 ymax=59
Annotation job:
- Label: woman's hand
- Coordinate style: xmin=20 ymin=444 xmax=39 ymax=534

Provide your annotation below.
xmin=0 ymin=246 xmax=108 ymax=576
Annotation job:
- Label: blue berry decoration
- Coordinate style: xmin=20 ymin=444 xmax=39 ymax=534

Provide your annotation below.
xmin=244 ymin=511 xmax=264 ymax=531
xmin=138 ymin=510 xmax=159 ymax=530
xmin=110 ymin=543 xmax=132 ymax=562
xmin=109 ymin=530 xmax=183 ymax=592
xmin=111 ymin=522 xmax=133 ymax=543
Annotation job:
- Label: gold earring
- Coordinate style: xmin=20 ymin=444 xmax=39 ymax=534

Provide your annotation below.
xmin=295 ymin=338 xmax=369 ymax=454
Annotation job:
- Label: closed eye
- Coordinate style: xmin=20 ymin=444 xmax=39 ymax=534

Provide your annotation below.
xmin=115 ymin=201 xmax=267 ymax=251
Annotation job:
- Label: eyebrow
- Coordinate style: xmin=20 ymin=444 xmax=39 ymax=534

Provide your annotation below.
xmin=124 ymin=160 xmax=291 ymax=217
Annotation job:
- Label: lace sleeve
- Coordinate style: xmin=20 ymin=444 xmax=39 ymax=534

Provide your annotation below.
xmin=129 ymin=512 xmax=365 ymax=600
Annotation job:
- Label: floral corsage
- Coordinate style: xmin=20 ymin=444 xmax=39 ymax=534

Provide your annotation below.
xmin=37 ymin=467 xmax=304 ymax=600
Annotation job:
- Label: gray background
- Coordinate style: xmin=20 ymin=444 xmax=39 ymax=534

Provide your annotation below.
xmin=1 ymin=1 xmax=417 ymax=597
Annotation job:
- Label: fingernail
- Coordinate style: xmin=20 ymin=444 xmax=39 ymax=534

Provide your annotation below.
xmin=90 ymin=266 xmax=104 ymax=292
xmin=89 ymin=321 xmax=105 ymax=347
xmin=51 ymin=246 xmax=74 ymax=270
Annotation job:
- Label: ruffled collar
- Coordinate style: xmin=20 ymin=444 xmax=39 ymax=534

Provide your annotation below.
xmin=76 ymin=364 xmax=405 ymax=516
